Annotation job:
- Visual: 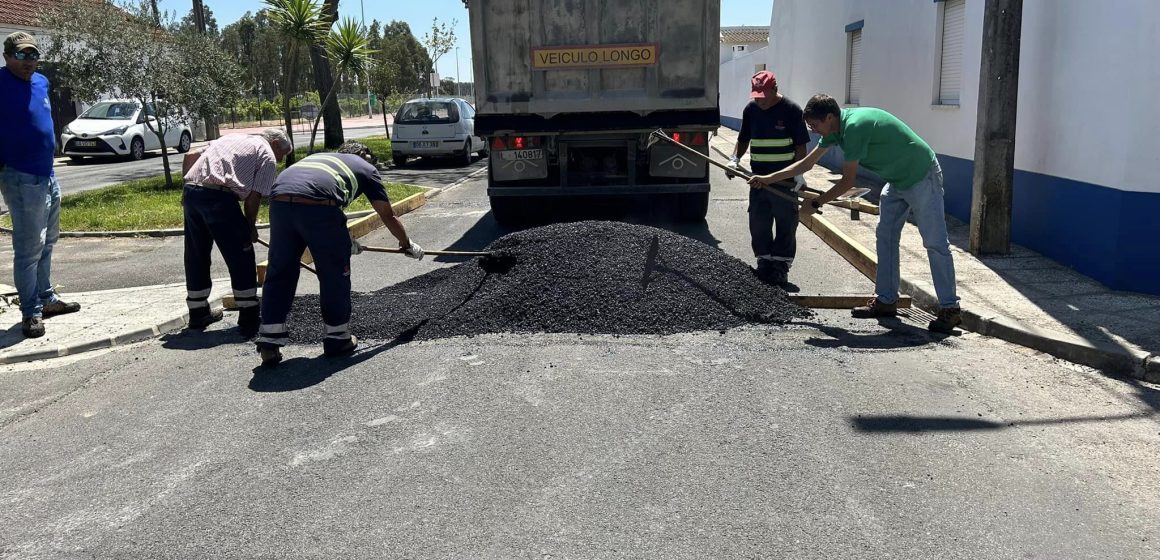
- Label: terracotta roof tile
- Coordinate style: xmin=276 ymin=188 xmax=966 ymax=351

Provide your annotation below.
xmin=1 ymin=0 xmax=68 ymax=28
xmin=721 ymin=26 xmax=769 ymax=44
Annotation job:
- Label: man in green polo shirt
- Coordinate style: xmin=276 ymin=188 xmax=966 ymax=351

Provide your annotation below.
xmin=748 ymin=94 xmax=961 ymax=333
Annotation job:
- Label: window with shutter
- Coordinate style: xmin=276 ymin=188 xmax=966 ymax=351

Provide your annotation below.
xmin=847 ymin=29 xmax=863 ymax=105
xmin=938 ymin=0 xmax=965 ymax=104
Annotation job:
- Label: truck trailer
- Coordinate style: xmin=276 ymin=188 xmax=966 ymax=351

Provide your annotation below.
xmin=466 ymin=0 xmax=721 ymax=223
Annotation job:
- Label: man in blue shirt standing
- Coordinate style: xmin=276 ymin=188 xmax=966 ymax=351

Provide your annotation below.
xmin=0 ymin=32 xmax=80 ymax=339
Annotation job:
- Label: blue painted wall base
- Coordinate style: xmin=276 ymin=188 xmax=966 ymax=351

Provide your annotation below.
xmin=939 ymin=154 xmax=1159 ymax=295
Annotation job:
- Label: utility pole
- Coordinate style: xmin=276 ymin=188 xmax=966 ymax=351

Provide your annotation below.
xmin=455 ymin=46 xmax=461 ymax=97
xmin=969 ymin=0 xmax=1023 ymax=255
xmin=192 ymin=0 xmax=220 ymax=140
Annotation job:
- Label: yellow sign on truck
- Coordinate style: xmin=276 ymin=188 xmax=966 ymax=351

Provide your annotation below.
xmin=531 ymin=43 xmax=659 ymax=70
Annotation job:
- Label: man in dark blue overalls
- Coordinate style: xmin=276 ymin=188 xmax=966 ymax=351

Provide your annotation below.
xmin=182 ymin=129 xmax=292 ymax=337
xmin=255 ymin=142 xmax=424 ymax=366
xmin=727 ymin=71 xmax=811 ymax=287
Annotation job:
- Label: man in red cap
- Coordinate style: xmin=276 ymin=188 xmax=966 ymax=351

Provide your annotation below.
xmin=728 ymin=70 xmax=810 ymax=288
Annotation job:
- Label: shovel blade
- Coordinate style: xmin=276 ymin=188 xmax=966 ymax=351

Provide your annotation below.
xmin=640 ymin=234 xmax=660 ymax=289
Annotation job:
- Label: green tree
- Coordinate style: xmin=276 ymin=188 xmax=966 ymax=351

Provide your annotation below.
xmin=308 ymin=18 xmax=374 ymax=153
xmin=421 ymin=18 xmax=456 ymax=97
xmin=264 ymin=0 xmax=329 ymax=163
xmin=39 ymin=0 xmax=244 ymax=187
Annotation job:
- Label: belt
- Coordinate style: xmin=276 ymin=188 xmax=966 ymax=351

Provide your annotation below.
xmin=271 ymin=194 xmax=339 ymax=207
xmin=187 ymin=182 xmax=235 ymax=193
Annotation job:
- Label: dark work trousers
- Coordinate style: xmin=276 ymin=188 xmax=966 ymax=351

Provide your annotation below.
xmin=748 ymin=185 xmax=799 ymax=275
xmin=182 ymin=184 xmax=258 ymax=313
xmin=256 ymin=201 xmax=352 ymax=349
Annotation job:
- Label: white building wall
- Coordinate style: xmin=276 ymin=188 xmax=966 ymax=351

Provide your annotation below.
xmin=769 ymin=0 xmax=1160 ymax=195
xmin=719 ymin=45 xmax=771 ymax=129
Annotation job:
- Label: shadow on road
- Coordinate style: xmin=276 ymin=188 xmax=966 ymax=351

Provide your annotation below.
xmin=850 ymin=411 xmax=1157 ymax=433
xmin=798 ymin=318 xmax=951 ymax=350
xmin=160 ymin=323 xmax=250 ymax=350
xmin=247 ymin=323 xmax=422 ymax=393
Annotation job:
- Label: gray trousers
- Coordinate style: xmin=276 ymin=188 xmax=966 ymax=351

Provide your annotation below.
xmin=748 ymin=186 xmax=798 ymax=274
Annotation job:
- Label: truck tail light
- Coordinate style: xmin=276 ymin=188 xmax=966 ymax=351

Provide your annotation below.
xmin=691 ymin=132 xmax=706 ymax=145
xmin=671 ymin=132 xmax=682 ymax=143
xmin=493 ymin=136 xmax=541 ymax=150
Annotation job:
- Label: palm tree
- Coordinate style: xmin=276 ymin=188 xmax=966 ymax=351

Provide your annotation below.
xmin=264 ymin=0 xmax=328 ymax=163
xmin=308 ymin=18 xmax=375 ymax=154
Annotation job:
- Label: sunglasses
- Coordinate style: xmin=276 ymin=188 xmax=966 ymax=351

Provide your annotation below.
xmin=11 ymin=51 xmax=40 ymax=61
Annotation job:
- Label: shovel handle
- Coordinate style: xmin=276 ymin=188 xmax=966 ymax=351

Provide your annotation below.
xmin=255 ymin=238 xmax=318 ymax=275
xmin=360 ymin=245 xmax=492 ymax=257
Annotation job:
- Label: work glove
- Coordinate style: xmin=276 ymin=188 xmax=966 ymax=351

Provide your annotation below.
xmin=725 ymin=156 xmax=740 ymax=180
xmin=402 ymin=241 xmax=424 ymax=260
xmin=793 ymin=175 xmax=807 ymax=192
xmin=350 ymin=239 xmax=364 ymax=255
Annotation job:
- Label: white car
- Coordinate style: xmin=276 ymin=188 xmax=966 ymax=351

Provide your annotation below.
xmin=390 ymin=97 xmax=486 ymax=167
xmin=61 ymin=100 xmax=193 ymax=162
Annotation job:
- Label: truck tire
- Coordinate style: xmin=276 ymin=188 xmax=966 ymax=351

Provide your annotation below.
xmin=676 ymin=192 xmax=709 ymax=222
xmin=489 ymin=196 xmax=524 ymax=225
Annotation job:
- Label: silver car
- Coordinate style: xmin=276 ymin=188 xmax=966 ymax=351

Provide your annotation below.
xmin=390 ymin=97 xmax=486 ymax=167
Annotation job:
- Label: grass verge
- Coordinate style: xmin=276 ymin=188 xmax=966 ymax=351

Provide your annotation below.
xmin=3 ymin=136 xmax=421 ymax=232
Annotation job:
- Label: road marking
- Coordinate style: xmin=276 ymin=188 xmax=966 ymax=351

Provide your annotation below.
xmin=441 ymin=166 xmax=488 ymax=193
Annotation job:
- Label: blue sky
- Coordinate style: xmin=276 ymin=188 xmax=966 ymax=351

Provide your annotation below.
xmin=165 ymin=0 xmax=771 ymax=81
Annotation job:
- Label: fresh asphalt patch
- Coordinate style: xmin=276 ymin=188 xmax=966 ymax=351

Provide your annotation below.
xmin=287 ymin=221 xmax=810 ymax=343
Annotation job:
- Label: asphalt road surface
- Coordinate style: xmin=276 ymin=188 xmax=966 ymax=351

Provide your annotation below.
xmin=0 ymin=165 xmax=1157 ymax=558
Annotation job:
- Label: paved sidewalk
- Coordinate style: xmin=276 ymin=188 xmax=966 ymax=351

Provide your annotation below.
xmin=0 ymin=280 xmax=232 ymax=365
xmin=712 ymin=127 xmax=1160 ymax=381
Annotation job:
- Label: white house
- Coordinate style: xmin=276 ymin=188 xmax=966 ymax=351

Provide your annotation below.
xmin=766 ymin=0 xmax=1159 ymax=295
xmin=719 ymin=25 xmax=769 ymax=64
xmin=719 ymin=25 xmax=773 ymax=130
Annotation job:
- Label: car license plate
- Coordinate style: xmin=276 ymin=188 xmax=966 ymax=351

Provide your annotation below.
xmin=412 ymin=141 xmax=439 ymax=149
xmin=500 ymin=149 xmax=543 ymax=161
xmin=75 ymin=140 xmax=97 ymax=147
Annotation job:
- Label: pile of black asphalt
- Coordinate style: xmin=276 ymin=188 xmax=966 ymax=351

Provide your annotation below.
xmin=286 ymin=221 xmax=809 ymax=343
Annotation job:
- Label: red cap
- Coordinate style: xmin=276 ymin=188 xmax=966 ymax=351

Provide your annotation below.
xmin=750 ymin=70 xmax=777 ymax=99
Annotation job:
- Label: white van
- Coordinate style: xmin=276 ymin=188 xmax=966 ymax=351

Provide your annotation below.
xmin=61 ymin=100 xmax=193 ymax=162
xmin=390 ymin=97 xmax=486 ymax=167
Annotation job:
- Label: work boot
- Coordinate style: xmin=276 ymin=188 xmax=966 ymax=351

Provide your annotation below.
xmin=188 ymin=307 xmax=224 ymax=330
xmin=323 ymin=335 xmax=359 ymax=358
xmin=238 ymin=307 xmax=260 ymax=339
xmin=928 ymin=307 xmax=963 ymax=334
xmin=42 ymin=300 xmax=81 ymax=318
xmin=755 ymin=266 xmax=787 ymax=286
xmin=851 ymin=298 xmax=897 ymax=318
xmin=258 ymin=344 xmax=283 ymax=367
xmin=22 ymin=316 xmax=45 ymax=338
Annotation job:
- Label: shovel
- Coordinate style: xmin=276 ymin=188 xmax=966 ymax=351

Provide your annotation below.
xmin=255 ymin=238 xmax=317 ymax=275
xmin=359 ymin=245 xmax=518 ymax=272
xmin=648 ymin=129 xmax=872 ymax=210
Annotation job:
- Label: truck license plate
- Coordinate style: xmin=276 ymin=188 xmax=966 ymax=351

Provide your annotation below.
xmin=75 ymin=140 xmax=97 ymax=147
xmin=412 ymin=141 xmax=439 ymax=149
xmin=500 ymin=149 xmax=543 ymax=161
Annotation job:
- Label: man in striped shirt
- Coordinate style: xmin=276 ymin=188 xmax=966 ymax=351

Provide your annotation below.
xmin=181 ymin=128 xmax=292 ymax=337
xmin=728 ymin=71 xmax=811 ymax=288
xmin=255 ymin=141 xmax=423 ymax=367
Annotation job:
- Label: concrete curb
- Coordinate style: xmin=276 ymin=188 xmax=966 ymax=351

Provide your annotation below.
xmin=897 ymin=278 xmax=1154 ymax=380
xmin=0 ymin=303 xmax=204 ymax=366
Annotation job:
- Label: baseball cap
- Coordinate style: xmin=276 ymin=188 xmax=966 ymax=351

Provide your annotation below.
xmin=750 ymin=70 xmax=777 ymax=99
xmin=4 ymin=31 xmax=39 ymax=55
